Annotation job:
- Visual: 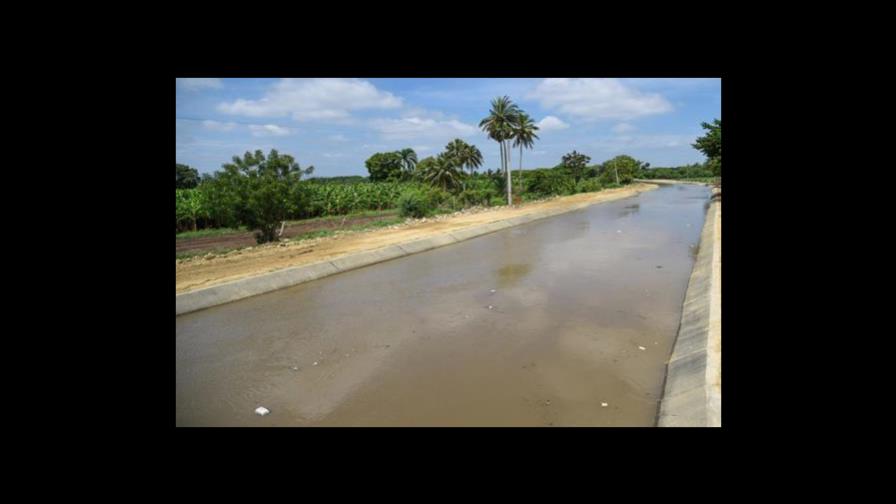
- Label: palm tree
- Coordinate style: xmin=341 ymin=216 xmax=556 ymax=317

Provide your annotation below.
xmin=397 ymin=148 xmax=418 ymax=179
xmin=445 ymin=139 xmax=483 ymax=190
xmin=479 ymin=96 xmax=521 ymax=205
xmin=512 ymin=112 xmax=539 ymax=195
xmin=422 ymin=154 xmax=463 ymax=192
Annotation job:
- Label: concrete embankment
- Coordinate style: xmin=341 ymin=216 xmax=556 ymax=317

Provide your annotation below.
xmin=176 ymin=184 xmax=658 ymax=316
xmin=657 ymin=186 xmax=721 ymax=427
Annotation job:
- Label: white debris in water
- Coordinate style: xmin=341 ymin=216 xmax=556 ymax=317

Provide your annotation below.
xmin=638 ymin=346 xmax=646 ymax=351
xmin=313 ymin=361 xmax=319 ymax=366
xmin=291 ymin=366 xmax=299 ymax=371
xmin=255 ymin=406 xmax=270 ymax=416
xmin=490 ymin=289 xmax=496 ymax=293
xmin=488 ymin=305 xmax=494 ymax=310
xmin=601 ymin=402 xmax=609 ymax=407
xmin=616 ymin=229 xmax=622 ymax=233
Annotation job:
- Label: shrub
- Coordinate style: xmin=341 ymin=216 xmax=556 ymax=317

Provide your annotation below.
xmin=489 ymin=196 xmax=506 ymax=207
xmin=397 ymin=189 xmax=434 ymax=218
xmin=526 ymin=169 xmax=575 ymax=197
xmin=575 ymin=178 xmax=603 ymax=194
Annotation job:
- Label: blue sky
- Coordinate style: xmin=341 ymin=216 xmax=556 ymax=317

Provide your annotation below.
xmin=176 ymin=78 xmax=721 ymax=176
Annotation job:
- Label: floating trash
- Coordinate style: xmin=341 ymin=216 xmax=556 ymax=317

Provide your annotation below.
xmin=638 ymin=346 xmax=646 ymax=351
xmin=313 ymin=361 xmax=319 ymax=366
xmin=255 ymin=406 xmax=270 ymax=416
xmin=601 ymin=402 xmax=608 ymax=408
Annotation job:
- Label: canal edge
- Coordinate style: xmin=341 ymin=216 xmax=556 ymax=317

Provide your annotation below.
xmin=656 ymin=185 xmax=721 ymax=427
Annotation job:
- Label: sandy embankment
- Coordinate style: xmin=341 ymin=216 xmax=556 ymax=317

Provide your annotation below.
xmin=176 ymin=183 xmax=657 ymax=294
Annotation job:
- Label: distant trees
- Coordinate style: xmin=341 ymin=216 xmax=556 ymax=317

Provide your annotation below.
xmin=176 ymin=163 xmax=200 ymax=189
xmin=366 ymin=148 xmax=421 ymax=182
xmin=693 ymin=119 xmax=721 ymax=176
xmin=365 ymin=151 xmax=404 ymax=182
xmin=560 ymin=151 xmax=591 ymax=183
xmin=600 ymin=155 xmax=640 ymax=185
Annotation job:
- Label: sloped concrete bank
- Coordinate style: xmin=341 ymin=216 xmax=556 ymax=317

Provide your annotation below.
xmin=176 ymin=185 xmax=657 ymax=316
xmin=657 ymin=187 xmax=721 ymax=427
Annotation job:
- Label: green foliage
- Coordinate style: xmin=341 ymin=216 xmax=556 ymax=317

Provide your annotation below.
xmin=216 ymin=149 xmax=314 ymax=243
xmin=422 ymin=154 xmax=464 ymax=192
xmin=299 ymin=181 xmax=413 ymax=218
xmin=444 ymin=139 xmax=483 ymax=176
xmin=459 ymin=178 xmax=500 ymax=206
xmin=640 ymin=163 xmax=714 ymax=180
xmin=693 ymin=118 xmax=721 ymax=177
xmin=175 ymin=188 xmax=208 ymax=231
xmin=526 ymin=168 xmax=576 ymax=197
xmin=304 ymin=176 xmax=368 ymax=184
xmin=176 ymin=164 xmax=200 ymax=189
xmin=693 ymin=119 xmax=721 ymax=160
xmin=397 ymin=188 xmax=435 ymax=218
xmin=365 ymin=151 xmax=404 ymax=182
xmin=575 ymin=178 xmax=603 ymax=193
xmin=599 ymin=155 xmax=640 ymax=185
xmin=489 ymin=196 xmax=507 ymax=207
xmin=560 ymin=151 xmax=591 ymax=183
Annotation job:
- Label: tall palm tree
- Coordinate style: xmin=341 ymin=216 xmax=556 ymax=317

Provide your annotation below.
xmin=479 ymin=96 xmax=521 ymax=204
xmin=512 ymin=112 xmax=539 ymax=195
xmin=423 ymin=154 xmax=463 ymax=192
xmin=397 ymin=148 xmax=418 ymax=179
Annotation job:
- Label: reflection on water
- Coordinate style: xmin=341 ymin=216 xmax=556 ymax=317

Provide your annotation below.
xmin=177 ymin=184 xmax=712 ymax=427
xmin=496 ymin=263 xmax=533 ymax=288
xmin=618 ymin=203 xmax=640 ymax=218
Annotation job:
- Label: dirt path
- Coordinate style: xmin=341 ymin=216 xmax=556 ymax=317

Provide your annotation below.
xmin=176 ymin=212 xmax=399 ymax=255
xmin=176 ymin=183 xmax=657 ymax=294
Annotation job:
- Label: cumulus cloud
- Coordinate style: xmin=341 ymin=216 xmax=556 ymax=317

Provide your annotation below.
xmin=177 ymin=78 xmax=223 ymax=91
xmin=592 ymin=133 xmax=697 ymax=151
xmin=371 ymin=116 xmax=477 ymax=141
xmin=249 ymin=124 xmax=291 ymax=137
xmin=612 ymin=122 xmax=636 ymax=133
xmin=529 ymin=78 xmax=673 ymax=120
xmin=217 ymin=78 xmax=402 ymax=121
xmin=202 ymin=120 xmax=237 ymax=132
xmin=536 ymin=115 xmax=569 ymax=131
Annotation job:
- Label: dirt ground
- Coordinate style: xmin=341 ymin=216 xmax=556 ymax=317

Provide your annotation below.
xmin=176 ymin=212 xmax=399 ymax=255
xmin=176 ymin=183 xmax=657 ymax=294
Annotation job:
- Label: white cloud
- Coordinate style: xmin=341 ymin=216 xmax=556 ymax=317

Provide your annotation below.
xmin=371 ymin=116 xmax=477 ymax=141
xmin=592 ymin=133 xmax=697 ymax=151
xmin=249 ymin=124 xmax=291 ymax=137
xmin=528 ymin=78 xmax=673 ymax=121
xmin=218 ymin=78 xmax=402 ymax=121
xmin=612 ymin=122 xmax=636 ymax=134
xmin=177 ymin=78 xmax=223 ymax=91
xmin=202 ymin=120 xmax=237 ymax=132
xmin=536 ymin=115 xmax=569 ymax=131
xmin=328 ymin=134 xmax=348 ymax=142
xmin=323 ymin=152 xmax=347 ymax=158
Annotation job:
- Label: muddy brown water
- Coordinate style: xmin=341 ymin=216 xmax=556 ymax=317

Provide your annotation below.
xmin=176 ymin=184 xmax=711 ymax=426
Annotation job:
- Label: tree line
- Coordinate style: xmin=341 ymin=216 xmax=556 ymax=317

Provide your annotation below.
xmin=176 ymin=98 xmax=721 ymax=243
